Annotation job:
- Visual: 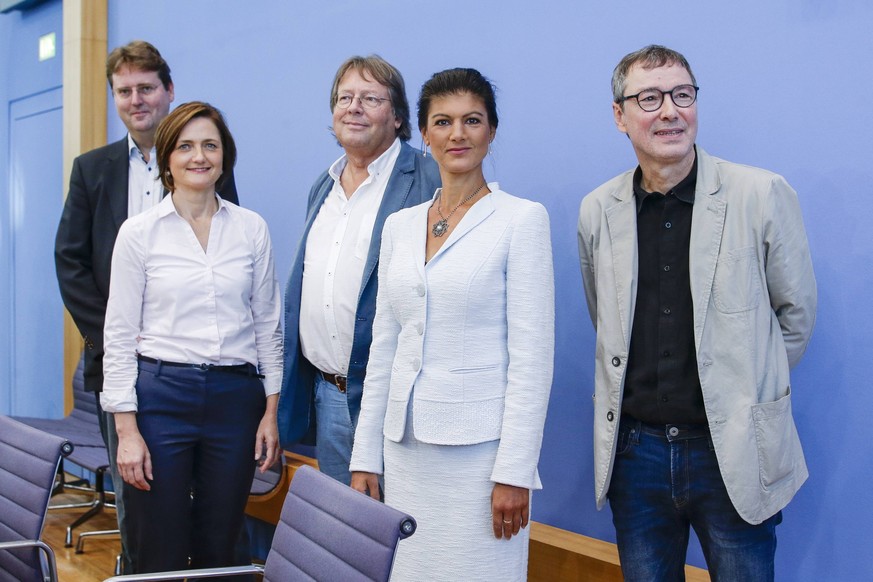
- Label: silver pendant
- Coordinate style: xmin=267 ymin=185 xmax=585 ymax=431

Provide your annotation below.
xmin=432 ymin=219 xmax=449 ymax=237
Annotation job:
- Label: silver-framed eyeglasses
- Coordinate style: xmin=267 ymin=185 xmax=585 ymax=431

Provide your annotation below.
xmin=618 ymin=84 xmax=699 ymax=112
xmin=335 ymin=94 xmax=391 ymax=110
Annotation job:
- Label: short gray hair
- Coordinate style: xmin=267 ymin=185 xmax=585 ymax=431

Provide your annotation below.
xmin=612 ymin=45 xmax=696 ymax=104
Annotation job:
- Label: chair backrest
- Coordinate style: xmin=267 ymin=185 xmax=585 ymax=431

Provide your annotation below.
xmin=0 ymin=415 xmax=70 ymax=581
xmin=263 ymin=465 xmax=416 ymax=582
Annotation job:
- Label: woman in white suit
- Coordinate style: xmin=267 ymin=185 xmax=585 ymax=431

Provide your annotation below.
xmin=350 ymin=68 xmax=554 ymax=581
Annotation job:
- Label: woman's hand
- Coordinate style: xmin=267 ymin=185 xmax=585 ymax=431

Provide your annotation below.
xmin=351 ymin=471 xmax=381 ymax=500
xmin=255 ymin=394 xmax=280 ymax=472
xmin=113 ymin=412 xmax=153 ymax=491
xmin=491 ymin=482 xmax=530 ymax=539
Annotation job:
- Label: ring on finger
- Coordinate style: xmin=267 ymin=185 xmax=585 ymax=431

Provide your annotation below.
xmin=502 ymin=519 xmax=512 ymax=524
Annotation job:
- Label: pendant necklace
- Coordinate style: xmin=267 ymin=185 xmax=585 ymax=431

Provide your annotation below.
xmin=431 ymin=182 xmax=487 ymax=237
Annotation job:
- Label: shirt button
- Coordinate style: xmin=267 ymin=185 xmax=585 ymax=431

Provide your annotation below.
xmin=662 ymin=350 xmax=671 ymax=357
xmin=661 ymin=396 xmax=669 ymax=402
xmin=607 ymin=411 xmax=615 ymax=422
xmin=663 ymin=265 xmax=671 ymax=272
xmin=611 ymin=356 xmax=621 ymax=367
xmin=416 ymin=322 xmax=424 ymax=335
xmin=416 ymin=284 xmax=426 ymax=297
xmin=665 ymin=221 xmax=672 ymax=229
xmin=668 ymin=426 xmax=679 ymax=437
xmin=412 ymin=358 xmax=421 ymax=371
xmin=663 ymin=307 xmax=671 ymax=315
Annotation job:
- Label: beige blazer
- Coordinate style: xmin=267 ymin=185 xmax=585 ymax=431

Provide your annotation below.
xmin=578 ymin=148 xmax=817 ymax=524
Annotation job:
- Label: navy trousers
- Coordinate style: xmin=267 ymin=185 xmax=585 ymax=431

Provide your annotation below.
xmin=123 ymin=359 xmax=264 ymax=578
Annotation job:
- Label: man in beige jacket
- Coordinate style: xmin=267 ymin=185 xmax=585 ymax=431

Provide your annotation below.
xmin=578 ymin=44 xmax=816 ymax=581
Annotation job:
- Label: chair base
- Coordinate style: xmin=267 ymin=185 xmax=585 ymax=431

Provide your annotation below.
xmin=75 ymin=528 xmax=120 ymax=554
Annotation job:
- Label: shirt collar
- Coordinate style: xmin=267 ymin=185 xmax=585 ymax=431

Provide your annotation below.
xmin=157 ymin=191 xmax=226 ymax=218
xmin=127 ymin=134 xmax=156 ymax=164
xmin=327 ymin=137 xmax=401 ymax=182
xmin=633 ymin=147 xmax=698 ymax=213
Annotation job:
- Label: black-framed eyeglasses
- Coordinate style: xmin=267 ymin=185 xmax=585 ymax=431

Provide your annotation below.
xmin=335 ymin=94 xmax=391 ymax=110
xmin=618 ymin=84 xmax=699 ymax=112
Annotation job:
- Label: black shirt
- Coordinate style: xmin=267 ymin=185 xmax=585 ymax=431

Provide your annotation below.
xmin=622 ymin=154 xmax=707 ymax=425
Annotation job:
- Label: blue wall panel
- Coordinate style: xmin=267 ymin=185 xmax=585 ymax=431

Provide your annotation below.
xmin=0 ymin=0 xmax=63 ymax=415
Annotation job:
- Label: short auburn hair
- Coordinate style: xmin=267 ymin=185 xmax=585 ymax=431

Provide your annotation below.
xmin=155 ymin=102 xmax=237 ymax=193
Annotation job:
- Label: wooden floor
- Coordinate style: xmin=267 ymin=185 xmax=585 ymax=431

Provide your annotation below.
xmin=44 ymin=491 xmax=121 ymax=582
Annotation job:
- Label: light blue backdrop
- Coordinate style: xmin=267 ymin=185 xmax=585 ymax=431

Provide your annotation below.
xmin=3 ymin=0 xmax=871 ymax=579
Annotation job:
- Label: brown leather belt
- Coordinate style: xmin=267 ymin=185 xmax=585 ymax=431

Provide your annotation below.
xmin=320 ymin=371 xmax=347 ymax=393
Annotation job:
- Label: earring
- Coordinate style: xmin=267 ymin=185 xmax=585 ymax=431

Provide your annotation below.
xmin=420 ymin=136 xmax=429 ymax=157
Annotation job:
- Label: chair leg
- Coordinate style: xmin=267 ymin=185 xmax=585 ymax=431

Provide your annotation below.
xmin=64 ymin=468 xmax=108 ymax=547
xmin=75 ymin=528 xmax=120 ymax=553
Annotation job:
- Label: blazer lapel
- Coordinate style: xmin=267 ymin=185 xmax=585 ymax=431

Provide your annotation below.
xmin=106 ymin=138 xmax=131 ymax=231
xmin=360 ymin=143 xmax=418 ymax=291
xmin=689 ymin=148 xmax=726 ymax=347
xmin=605 ymin=196 xmax=638 ymax=347
xmin=426 ymin=191 xmax=495 ymax=266
xmin=411 ymin=203 xmax=429 ymax=279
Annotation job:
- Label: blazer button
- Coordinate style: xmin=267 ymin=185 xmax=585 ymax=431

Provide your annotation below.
xmin=611 ymin=356 xmax=621 ymax=367
xmin=607 ymin=411 xmax=614 ymax=422
xmin=416 ymin=284 xmax=426 ymax=297
xmin=412 ymin=358 xmax=421 ymax=371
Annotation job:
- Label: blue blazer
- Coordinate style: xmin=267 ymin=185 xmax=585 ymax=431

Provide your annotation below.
xmin=278 ymin=141 xmax=440 ymax=446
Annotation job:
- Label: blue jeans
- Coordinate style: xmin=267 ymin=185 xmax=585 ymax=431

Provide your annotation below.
xmin=313 ymin=373 xmax=359 ymax=486
xmin=607 ymin=416 xmax=781 ymax=582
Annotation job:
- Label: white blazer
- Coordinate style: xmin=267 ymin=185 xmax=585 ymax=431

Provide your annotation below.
xmin=350 ymin=186 xmax=555 ymax=490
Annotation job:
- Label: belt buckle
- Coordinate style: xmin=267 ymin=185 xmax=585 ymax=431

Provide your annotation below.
xmin=335 ymin=375 xmax=347 ymax=394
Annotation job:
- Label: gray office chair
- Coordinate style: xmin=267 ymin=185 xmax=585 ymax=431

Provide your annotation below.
xmin=0 ymin=415 xmax=72 ymax=582
xmin=13 ymin=355 xmax=103 ymax=449
xmin=103 ymin=464 xmax=417 ymax=582
xmin=13 ymin=355 xmax=117 ymax=548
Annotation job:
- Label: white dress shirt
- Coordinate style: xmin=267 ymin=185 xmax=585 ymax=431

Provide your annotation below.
xmin=101 ymin=194 xmax=283 ymax=413
xmin=126 ymin=134 xmax=162 ymax=217
xmin=299 ymin=138 xmax=401 ymax=376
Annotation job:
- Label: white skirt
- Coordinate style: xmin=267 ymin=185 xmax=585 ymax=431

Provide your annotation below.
xmin=383 ymin=406 xmax=530 ymax=582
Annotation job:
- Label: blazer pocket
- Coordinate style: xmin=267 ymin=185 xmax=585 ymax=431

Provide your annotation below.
xmin=752 ymin=388 xmax=801 ymax=490
xmin=712 ymin=246 xmax=761 ymax=313
xmin=449 ymin=364 xmax=500 ymax=374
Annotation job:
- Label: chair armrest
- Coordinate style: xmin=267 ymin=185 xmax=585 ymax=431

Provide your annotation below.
xmin=103 ymin=563 xmax=264 ymax=581
xmin=0 ymin=539 xmax=59 ymax=582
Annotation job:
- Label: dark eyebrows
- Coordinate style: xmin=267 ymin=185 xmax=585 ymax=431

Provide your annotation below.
xmin=429 ymin=110 xmax=486 ymax=120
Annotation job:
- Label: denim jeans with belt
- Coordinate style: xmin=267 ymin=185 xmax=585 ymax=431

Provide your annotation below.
xmin=313 ymin=373 xmax=359 ymax=485
xmin=607 ymin=415 xmax=781 ymax=582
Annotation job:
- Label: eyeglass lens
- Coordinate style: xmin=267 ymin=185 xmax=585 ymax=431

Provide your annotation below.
xmin=636 ymin=85 xmax=697 ymax=112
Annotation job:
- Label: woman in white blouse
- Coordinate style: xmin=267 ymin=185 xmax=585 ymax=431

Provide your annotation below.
xmin=350 ymin=69 xmax=554 ymax=581
xmin=102 ymin=101 xmax=282 ymax=575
